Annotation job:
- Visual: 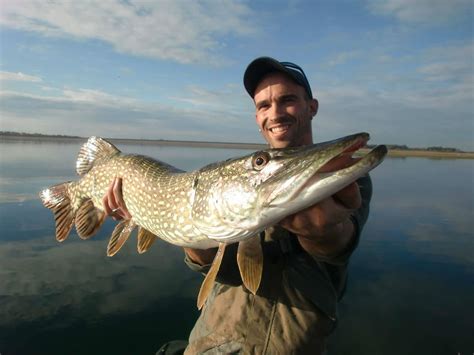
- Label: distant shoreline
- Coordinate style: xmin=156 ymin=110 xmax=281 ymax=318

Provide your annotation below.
xmin=1 ymin=135 xmax=473 ymax=159
xmin=0 ymin=135 xmax=267 ymax=150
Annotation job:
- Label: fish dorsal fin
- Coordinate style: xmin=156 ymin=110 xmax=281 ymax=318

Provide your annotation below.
xmin=107 ymin=219 xmax=136 ymax=256
xmin=76 ymin=136 xmax=120 ymax=176
xmin=197 ymin=243 xmax=226 ymax=310
xmin=237 ymin=235 xmax=263 ymax=295
xmin=39 ymin=182 xmax=75 ymax=242
xmin=75 ymin=199 xmax=106 ymax=239
xmin=137 ymin=228 xmax=158 ymax=254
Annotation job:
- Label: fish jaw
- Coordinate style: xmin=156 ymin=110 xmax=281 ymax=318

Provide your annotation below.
xmin=259 ymin=144 xmax=387 ymax=225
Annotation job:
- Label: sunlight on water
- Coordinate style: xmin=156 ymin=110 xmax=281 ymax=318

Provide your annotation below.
xmin=0 ymin=140 xmax=473 ymax=355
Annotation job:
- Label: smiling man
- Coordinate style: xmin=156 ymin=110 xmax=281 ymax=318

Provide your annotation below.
xmin=249 ymin=62 xmax=317 ymax=149
xmin=105 ymin=57 xmax=372 ymax=355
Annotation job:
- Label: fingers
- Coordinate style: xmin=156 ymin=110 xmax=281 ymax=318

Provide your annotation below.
xmin=102 ymin=178 xmax=132 ymax=220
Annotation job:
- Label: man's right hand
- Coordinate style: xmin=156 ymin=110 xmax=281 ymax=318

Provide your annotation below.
xmin=103 ymin=177 xmax=216 ymax=265
xmin=102 ymin=177 xmax=132 ymax=220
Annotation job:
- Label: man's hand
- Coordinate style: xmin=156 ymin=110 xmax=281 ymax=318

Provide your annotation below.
xmin=280 ymin=154 xmax=362 ymax=258
xmin=102 ymin=177 xmax=132 ymax=220
xmin=103 ymin=177 xmax=216 ymax=265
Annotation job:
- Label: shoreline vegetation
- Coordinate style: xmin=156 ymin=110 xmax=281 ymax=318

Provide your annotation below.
xmin=1 ymin=131 xmax=473 ymax=159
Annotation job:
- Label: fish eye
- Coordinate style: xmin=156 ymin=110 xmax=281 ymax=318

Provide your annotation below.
xmin=252 ymin=152 xmax=270 ymax=170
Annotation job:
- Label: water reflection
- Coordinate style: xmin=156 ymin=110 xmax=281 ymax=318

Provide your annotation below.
xmin=0 ymin=141 xmax=473 ymax=354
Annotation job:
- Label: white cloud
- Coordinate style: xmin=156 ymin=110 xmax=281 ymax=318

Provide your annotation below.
xmin=0 ymin=0 xmax=256 ymax=64
xmin=326 ymin=51 xmax=360 ymax=67
xmin=0 ymin=71 xmax=42 ymax=83
xmin=417 ymin=42 xmax=474 ymax=83
xmin=61 ymin=88 xmax=139 ymax=106
xmin=0 ymin=87 xmax=261 ymax=143
xmin=368 ymin=0 xmax=473 ymax=26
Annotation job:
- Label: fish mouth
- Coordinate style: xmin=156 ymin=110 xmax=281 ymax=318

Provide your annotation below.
xmin=290 ymin=140 xmax=387 ymax=206
xmin=314 ymin=133 xmax=371 ymax=174
xmin=264 ymin=132 xmax=387 ymax=209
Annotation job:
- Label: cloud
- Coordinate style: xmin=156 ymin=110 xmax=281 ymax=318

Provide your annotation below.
xmin=368 ymin=0 xmax=473 ymax=26
xmin=326 ymin=51 xmax=361 ymax=67
xmin=417 ymin=41 xmax=474 ymax=83
xmin=311 ymin=39 xmax=474 ymax=151
xmin=0 ymin=71 xmax=42 ymax=83
xmin=0 ymin=0 xmax=256 ymax=64
xmin=0 ymin=87 xmax=260 ymax=143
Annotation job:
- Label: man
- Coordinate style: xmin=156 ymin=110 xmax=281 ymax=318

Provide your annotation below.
xmin=104 ymin=57 xmax=372 ymax=354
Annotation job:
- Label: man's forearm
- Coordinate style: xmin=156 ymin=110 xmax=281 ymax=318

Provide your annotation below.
xmin=184 ymin=247 xmax=218 ymax=266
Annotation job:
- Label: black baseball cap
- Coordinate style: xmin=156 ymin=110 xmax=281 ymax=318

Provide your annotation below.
xmin=243 ymin=56 xmax=313 ymax=99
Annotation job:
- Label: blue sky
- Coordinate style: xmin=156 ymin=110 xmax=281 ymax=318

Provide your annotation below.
xmin=0 ymin=0 xmax=472 ymax=150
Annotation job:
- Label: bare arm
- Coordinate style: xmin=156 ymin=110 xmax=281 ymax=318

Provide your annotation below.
xmin=183 ymin=247 xmax=217 ymax=265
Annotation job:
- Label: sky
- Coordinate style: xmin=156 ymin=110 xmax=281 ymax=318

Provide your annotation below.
xmin=0 ymin=0 xmax=472 ymax=151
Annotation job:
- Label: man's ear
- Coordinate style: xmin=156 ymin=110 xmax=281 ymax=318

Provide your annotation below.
xmin=310 ymin=98 xmax=319 ymax=119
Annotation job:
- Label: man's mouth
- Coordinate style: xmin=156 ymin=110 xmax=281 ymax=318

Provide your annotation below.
xmin=268 ymin=123 xmax=292 ymax=134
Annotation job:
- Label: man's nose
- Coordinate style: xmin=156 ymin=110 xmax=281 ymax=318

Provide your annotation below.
xmin=268 ymin=103 xmax=285 ymax=120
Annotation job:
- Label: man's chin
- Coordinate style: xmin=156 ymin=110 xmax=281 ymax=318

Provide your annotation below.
xmin=267 ymin=136 xmax=293 ymax=149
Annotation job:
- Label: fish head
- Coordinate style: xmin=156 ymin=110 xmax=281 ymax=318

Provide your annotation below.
xmin=192 ymin=132 xmax=387 ymax=243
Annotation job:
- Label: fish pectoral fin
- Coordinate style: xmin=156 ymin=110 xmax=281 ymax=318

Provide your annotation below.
xmin=75 ymin=199 xmax=106 ymax=239
xmin=107 ymin=219 xmax=137 ymax=257
xmin=237 ymin=235 xmax=263 ymax=295
xmin=197 ymin=243 xmax=226 ymax=310
xmin=39 ymin=182 xmax=75 ymax=242
xmin=137 ymin=228 xmax=158 ymax=254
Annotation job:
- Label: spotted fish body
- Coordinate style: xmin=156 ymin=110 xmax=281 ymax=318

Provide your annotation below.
xmin=75 ymin=152 xmax=218 ymax=249
xmin=40 ymin=133 xmax=387 ymax=307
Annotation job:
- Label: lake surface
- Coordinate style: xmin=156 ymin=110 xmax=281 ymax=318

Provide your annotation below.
xmin=0 ymin=140 xmax=472 ymax=355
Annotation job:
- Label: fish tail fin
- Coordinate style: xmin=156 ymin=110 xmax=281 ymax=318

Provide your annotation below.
xmin=76 ymin=137 xmax=120 ymax=176
xmin=75 ymin=199 xmax=106 ymax=239
xmin=39 ymin=182 xmax=76 ymax=242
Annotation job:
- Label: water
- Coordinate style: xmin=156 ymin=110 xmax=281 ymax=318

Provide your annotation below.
xmin=0 ymin=140 xmax=473 ymax=355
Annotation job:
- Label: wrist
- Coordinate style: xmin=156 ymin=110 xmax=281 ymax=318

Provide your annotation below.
xmin=184 ymin=247 xmax=217 ymax=266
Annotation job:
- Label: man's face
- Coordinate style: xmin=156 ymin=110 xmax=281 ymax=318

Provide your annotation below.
xmin=254 ymin=72 xmax=318 ymax=148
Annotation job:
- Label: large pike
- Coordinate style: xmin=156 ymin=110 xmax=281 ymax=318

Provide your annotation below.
xmin=40 ymin=132 xmax=387 ymax=308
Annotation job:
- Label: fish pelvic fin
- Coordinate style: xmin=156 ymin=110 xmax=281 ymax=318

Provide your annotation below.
xmin=197 ymin=243 xmax=226 ymax=310
xmin=39 ymin=182 xmax=75 ymax=242
xmin=107 ymin=219 xmax=137 ymax=257
xmin=237 ymin=235 xmax=263 ymax=295
xmin=137 ymin=228 xmax=158 ymax=254
xmin=76 ymin=137 xmax=120 ymax=176
xmin=75 ymin=199 xmax=106 ymax=239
